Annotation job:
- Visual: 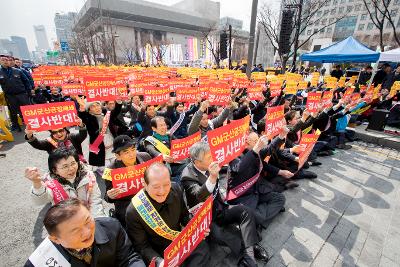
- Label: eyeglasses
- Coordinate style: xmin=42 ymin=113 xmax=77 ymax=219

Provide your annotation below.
xmin=58 ymin=161 xmax=78 ymax=171
xmin=51 ymin=129 xmax=65 ymax=135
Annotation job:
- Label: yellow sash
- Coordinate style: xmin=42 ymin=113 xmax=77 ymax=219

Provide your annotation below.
xmin=131 ymin=189 xmax=180 ymax=240
xmin=302 ymin=125 xmax=313 ymax=134
xmin=102 ymin=167 xmax=112 ymax=181
xmin=145 ymin=136 xmax=171 ymax=155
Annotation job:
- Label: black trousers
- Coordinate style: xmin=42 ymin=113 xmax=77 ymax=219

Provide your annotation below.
xmin=182 ymin=240 xmax=210 ymax=267
xmin=216 ymin=204 xmax=259 ymax=249
xmin=5 ymin=93 xmax=30 ymax=128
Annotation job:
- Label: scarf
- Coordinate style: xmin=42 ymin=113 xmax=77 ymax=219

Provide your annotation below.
xmin=66 ymin=246 xmax=93 ymax=265
xmin=153 ymin=132 xmax=170 ymax=142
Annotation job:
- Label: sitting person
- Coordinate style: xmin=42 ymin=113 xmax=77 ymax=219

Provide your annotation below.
xmin=24 ymin=147 xmax=106 ymax=218
xmin=125 ymin=162 xmax=210 ymax=267
xmin=24 ymin=118 xmax=87 ymax=162
xmin=24 ymin=198 xmax=145 ymax=267
xmin=104 ymin=135 xmax=152 ymax=227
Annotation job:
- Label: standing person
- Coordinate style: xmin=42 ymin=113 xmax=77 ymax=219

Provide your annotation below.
xmin=104 ymin=135 xmax=152 ymax=227
xmin=24 ymin=198 xmax=145 ymax=267
xmin=330 ymin=65 xmax=344 ymax=80
xmin=24 ymin=148 xmax=106 ymax=218
xmin=13 ymin=57 xmax=35 ymax=89
xmin=0 ymin=55 xmax=32 ymax=131
xmin=125 ymin=162 xmax=211 ymax=267
xmin=372 ymin=63 xmax=392 ymax=87
xmin=358 ymin=65 xmax=373 ymax=85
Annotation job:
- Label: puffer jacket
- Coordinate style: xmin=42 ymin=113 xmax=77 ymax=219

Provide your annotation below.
xmin=30 ymin=165 xmax=106 ymax=218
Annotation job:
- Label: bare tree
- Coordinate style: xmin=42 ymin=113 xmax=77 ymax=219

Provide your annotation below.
xmin=258 ymin=0 xmax=347 ymax=73
xmin=375 ymin=0 xmax=400 ymax=47
xmin=199 ymin=23 xmax=221 ymax=67
xmin=361 ymin=0 xmax=390 ymax=51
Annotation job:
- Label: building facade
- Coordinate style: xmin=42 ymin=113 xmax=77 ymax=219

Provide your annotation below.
xmin=10 ymin=36 xmax=31 ymax=59
xmin=33 ymin=25 xmax=50 ymax=51
xmin=54 ymin=12 xmax=77 ymax=42
xmin=72 ymin=0 xmax=220 ymax=65
xmin=298 ymin=0 xmax=400 ymax=52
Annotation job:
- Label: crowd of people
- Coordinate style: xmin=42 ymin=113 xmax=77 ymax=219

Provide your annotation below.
xmin=1 ymin=53 xmax=400 ymax=267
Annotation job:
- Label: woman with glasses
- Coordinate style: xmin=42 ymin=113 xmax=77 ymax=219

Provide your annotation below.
xmin=24 ymin=147 xmax=106 ymax=218
xmin=24 ymin=118 xmax=87 ymax=162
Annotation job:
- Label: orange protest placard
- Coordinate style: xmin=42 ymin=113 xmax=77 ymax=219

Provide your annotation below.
xmin=111 ymin=155 xmax=163 ymax=199
xmin=170 ymin=132 xmax=201 ymax=161
xmin=84 ymin=76 xmax=127 ymax=101
xmin=207 ymin=115 xmax=250 ymax=166
xmin=306 ymin=92 xmax=322 ymax=112
xmin=269 ymin=81 xmax=282 ymax=97
xmin=321 ymin=91 xmax=333 ymax=108
xmin=62 ymin=83 xmax=86 ymax=96
xmin=21 ymin=101 xmax=78 ymax=131
xmin=285 ymin=81 xmax=298 ymax=95
xmin=207 ymin=81 xmax=231 ymax=105
xmin=297 ymin=80 xmax=308 ymax=90
xmin=247 ymin=84 xmax=264 ymax=101
xmin=175 ymin=86 xmax=200 ymax=103
xmin=144 ymin=85 xmax=170 ymax=105
xmin=265 ymin=105 xmax=286 ymax=139
xmin=41 ymin=75 xmax=64 ymax=87
xmin=164 ymin=195 xmax=213 ymax=267
xmin=298 ymin=130 xmax=321 ymax=170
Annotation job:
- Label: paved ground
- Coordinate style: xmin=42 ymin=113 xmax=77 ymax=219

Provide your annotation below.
xmin=1 ymin=131 xmax=400 ymax=267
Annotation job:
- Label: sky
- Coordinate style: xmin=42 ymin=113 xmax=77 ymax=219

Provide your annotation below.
xmin=0 ymin=0 xmax=278 ymax=52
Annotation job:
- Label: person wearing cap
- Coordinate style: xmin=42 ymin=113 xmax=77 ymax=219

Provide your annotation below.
xmin=24 ymin=117 xmax=87 ymax=162
xmin=104 ymin=135 xmax=152 ymax=227
xmin=0 ymin=55 xmax=32 ymax=132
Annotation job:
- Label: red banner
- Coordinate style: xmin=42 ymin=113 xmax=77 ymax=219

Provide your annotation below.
xmin=321 ymin=91 xmax=333 ymax=108
xmin=207 ymin=115 xmax=250 ymax=166
xmin=21 ymin=101 xmax=78 ymax=131
xmin=62 ymin=83 xmax=86 ymax=96
xmin=144 ymin=86 xmax=170 ymax=105
xmin=84 ymin=76 xmax=127 ymax=101
xmin=163 ymin=195 xmax=213 ymax=267
xmin=343 ymin=87 xmax=355 ymax=99
xmin=306 ymin=92 xmax=322 ymax=112
xmin=129 ymin=82 xmax=147 ymax=95
xmin=170 ymin=132 xmax=201 ymax=161
xmin=41 ymin=75 xmax=64 ymax=87
xmin=269 ymin=81 xmax=282 ymax=97
xmin=207 ymin=82 xmax=231 ymax=105
xmin=265 ymin=105 xmax=286 ymax=139
xmin=111 ymin=155 xmax=163 ymax=198
xmin=297 ymin=130 xmax=321 ymax=170
xmin=175 ymin=86 xmax=200 ymax=103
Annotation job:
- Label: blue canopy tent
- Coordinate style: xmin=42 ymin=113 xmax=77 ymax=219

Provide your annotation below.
xmin=300 ymin=36 xmax=380 ymax=63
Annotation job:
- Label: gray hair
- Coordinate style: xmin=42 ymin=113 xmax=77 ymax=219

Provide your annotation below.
xmin=189 ymin=141 xmax=210 ymax=161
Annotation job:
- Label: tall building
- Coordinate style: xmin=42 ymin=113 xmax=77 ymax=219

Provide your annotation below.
xmin=0 ymin=39 xmax=19 ymax=56
xmin=254 ymin=25 xmax=276 ymax=68
xmin=72 ymin=0 xmax=220 ymax=65
xmin=54 ymin=12 xmax=77 ymax=42
xmin=33 ymin=25 xmax=50 ymax=51
xmin=298 ymin=0 xmax=400 ymax=52
xmin=10 ymin=36 xmax=30 ymax=59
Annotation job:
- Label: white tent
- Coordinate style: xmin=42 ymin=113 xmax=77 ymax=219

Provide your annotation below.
xmin=379 ymin=47 xmax=400 ymax=62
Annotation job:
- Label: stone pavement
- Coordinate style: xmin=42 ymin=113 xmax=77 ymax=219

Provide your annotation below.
xmin=0 ymin=134 xmax=399 ymax=267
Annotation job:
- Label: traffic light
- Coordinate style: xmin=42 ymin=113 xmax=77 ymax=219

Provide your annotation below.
xmin=220 ymin=32 xmax=228 ymax=60
xmin=279 ymin=9 xmax=295 ymax=55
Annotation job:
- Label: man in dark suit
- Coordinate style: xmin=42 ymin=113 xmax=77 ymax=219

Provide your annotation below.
xmin=181 ymin=141 xmax=269 ymax=267
xmin=25 ymin=198 xmax=145 ymax=267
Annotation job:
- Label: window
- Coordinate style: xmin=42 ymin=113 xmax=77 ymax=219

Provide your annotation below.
xmin=315 ymin=20 xmax=320 ymax=26
xmin=320 ymin=28 xmax=325 ymax=33
xmin=333 ymin=0 xmax=338 ymax=4
xmin=317 ymin=11 xmax=322 ymax=17
xmin=307 ymin=29 xmax=312 ymax=35
xmin=361 ymin=14 xmax=367 ymax=20
xmin=331 ymin=8 xmax=336 ymax=15
xmin=390 ymin=9 xmax=398 ymax=17
xmin=355 ymin=4 xmax=361 ymax=11
xmin=341 ymin=0 xmax=346 ymax=3
xmin=339 ymin=7 xmax=345 ymax=13
xmin=367 ymin=23 xmax=374 ymax=30
xmin=358 ymin=24 xmax=365 ymax=30
xmin=324 ymin=10 xmax=330 ymax=16
xmin=347 ymin=6 xmax=353 ymax=12
xmin=327 ymin=27 xmax=332 ymax=33
xmin=329 ymin=18 xmax=335 ymax=23
xmin=321 ymin=19 xmax=327 ymax=25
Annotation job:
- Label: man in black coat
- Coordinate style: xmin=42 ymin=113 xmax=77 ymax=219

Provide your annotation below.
xmin=372 ymin=63 xmax=392 ymax=87
xmin=0 ymin=55 xmax=32 ymax=131
xmin=330 ymin=65 xmax=344 ymax=80
xmin=104 ymin=135 xmax=152 ymax=227
xmin=125 ymin=162 xmax=210 ymax=267
xmin=24 ymin=198 xmax=145 ymax=267
xmin=181 ymin=141 xmax=269 ymax=267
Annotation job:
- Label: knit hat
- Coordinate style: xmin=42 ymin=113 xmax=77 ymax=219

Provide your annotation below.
xmin=85 ymin=101 xmax=101 ymax=111
xmin=112 ymin=135 xmax=136 ymax=153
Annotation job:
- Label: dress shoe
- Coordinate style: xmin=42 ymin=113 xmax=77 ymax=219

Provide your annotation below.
xmin=337 ymin=144 xmax=352 ymax=150
xmin=280 ymin=207 xmax=286 ymax=213
xmin=285 ymin=181 xmax=299 ymax=189
xmin=254 ymin=244 xmax=269 ymax=262
xmin=317 ymin=151 xmax=330 ymax=157
xmin=298 ymin=170 xmax=317 ymax=179
xmin=238 ymin=255 xmax=258 ymax=267
xmin=309 ymin=161 xmax=322 ymax=166
xmin=302 ymin=161 xmax=310 ymax=169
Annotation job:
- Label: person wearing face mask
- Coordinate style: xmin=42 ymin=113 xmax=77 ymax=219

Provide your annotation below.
xmin=104 ymin=135 xmax=152 ymax=227
xmin=24 ymin=148 xmax=106 ymax=218
xmin=24 ymin=198 xmax=145 ymax=267
xmin=24 ymin=118 xmax=87 ymax=162
xmin=125 ymin=162 xmax=211 ymax=267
